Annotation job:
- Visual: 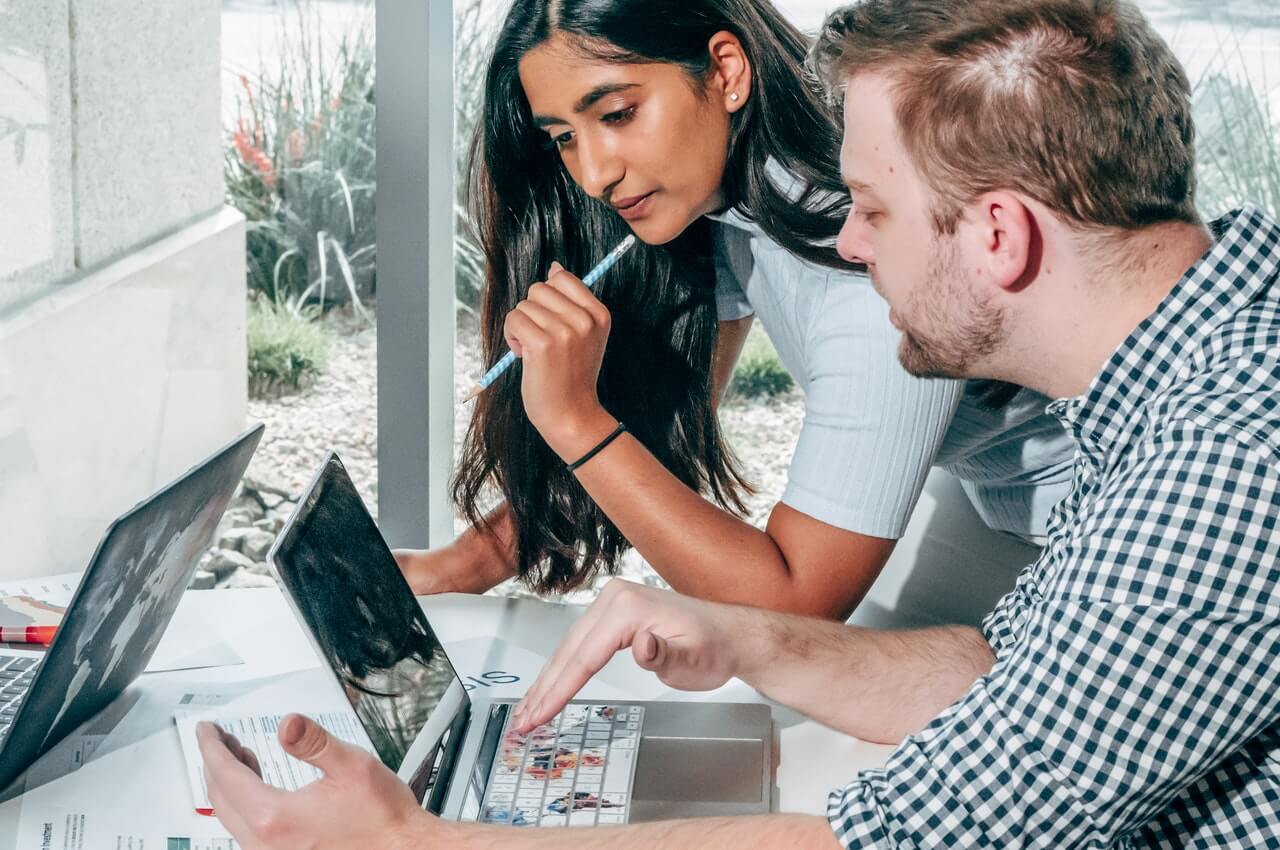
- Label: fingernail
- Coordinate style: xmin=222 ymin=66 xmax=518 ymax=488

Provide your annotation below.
xmin=549 ymin=261 xmax=564 ymax=275
xmin=281 ymin=714 xmax=306 ymax=746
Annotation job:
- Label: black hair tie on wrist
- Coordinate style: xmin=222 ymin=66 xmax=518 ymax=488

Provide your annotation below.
xmin=566 ymin=422 xmax=627 ymax=472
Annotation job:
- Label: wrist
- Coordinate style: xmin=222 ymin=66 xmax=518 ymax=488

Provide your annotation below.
xmin=544 ymin=405 xmax=620 ymax=464
xmin=726 ymin=605 xmax=776 ymax=686
xmin=392 ymin=811 xmax=469 ymax=850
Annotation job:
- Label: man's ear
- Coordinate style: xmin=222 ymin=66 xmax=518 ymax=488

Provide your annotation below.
xmin=971 ymin=192 xmax=1037 ymax=293
xmin=707 ymin=31 xmax=751 ymax=113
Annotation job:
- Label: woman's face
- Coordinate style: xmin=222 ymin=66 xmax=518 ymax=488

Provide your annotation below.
xmin=518 ymin=35 xmax=735 ymax=245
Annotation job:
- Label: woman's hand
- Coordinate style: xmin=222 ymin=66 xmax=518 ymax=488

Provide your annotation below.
xmin=503 ymin=263 xmax=619 ymax=461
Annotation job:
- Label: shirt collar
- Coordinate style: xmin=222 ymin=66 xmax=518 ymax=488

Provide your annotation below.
xmin=705 ymin=205 xmax=761 ymax=235
xmin=1049 ymin=206 xmax=1280 ymax=459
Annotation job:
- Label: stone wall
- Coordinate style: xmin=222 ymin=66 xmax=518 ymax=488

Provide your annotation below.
xmin=0 ymin=1 xmax=247 ymax=579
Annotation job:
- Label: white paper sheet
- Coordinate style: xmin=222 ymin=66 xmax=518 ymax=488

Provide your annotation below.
xmin=17 ymin=809 xmax=238 ymax=849
xmin=443 ymin=636 xmax=633 ymax=701
xmin=0 ymin=571 xmax=245 ymax=672
xmin=147 ymin=607 xmax=244 ymax=674
xmin=173 ymin=707 xmax=375 ymax=813
xmin=0 ymin=572 xmax=80 ymax=605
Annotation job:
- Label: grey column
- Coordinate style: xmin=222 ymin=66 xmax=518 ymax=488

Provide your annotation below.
xmin=375 ymin=0 xmax=456 ymax=549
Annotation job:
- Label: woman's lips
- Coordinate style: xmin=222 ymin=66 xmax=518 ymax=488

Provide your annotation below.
xmin=613 ymin=192 xmax=655 ymax=221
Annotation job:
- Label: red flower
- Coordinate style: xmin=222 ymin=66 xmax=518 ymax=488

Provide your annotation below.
xmin=234 ymin=130 xmax=276 ymax=189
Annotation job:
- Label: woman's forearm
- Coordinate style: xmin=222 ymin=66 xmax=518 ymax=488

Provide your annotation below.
xmin=559 ymin=408 xmax=891 ymax=619
xmin=442 ymin=503 xmax=520 ymax=593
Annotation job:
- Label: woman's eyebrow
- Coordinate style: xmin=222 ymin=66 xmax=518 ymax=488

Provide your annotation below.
xmin=533 ymin=83 xmax=640 ymax=127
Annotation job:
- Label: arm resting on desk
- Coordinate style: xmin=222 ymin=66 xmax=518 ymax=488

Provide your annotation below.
xmin=435 ymin=813 xmax=840 ymax=849
xmin=513 ymin=580 xmax=994 ymax=745
xmin=200 ymin=714 xmax=841 ymax=850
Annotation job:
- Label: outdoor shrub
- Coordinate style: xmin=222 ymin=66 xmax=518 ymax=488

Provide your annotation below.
xmin=455 ymin=0 xmax=499 ymax=312
xmin=1193 ymin=70 xmax=1280 ymax=217
xmin=247 ymin=298 xmax=331 ymax=399
xmin=225 ymin=2 xmax=376 ymax=313
xmin=730 ymin=321 xmax=794 ymax=400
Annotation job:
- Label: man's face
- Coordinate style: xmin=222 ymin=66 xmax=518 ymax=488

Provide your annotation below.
xmin=835 ymin=73 xmax=1007 ymax=379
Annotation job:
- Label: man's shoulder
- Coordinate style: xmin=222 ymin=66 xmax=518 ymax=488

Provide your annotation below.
xmin=1052 ymin=377 xmax=1280 ymax=613
xmin=1147 ymin=298 xmax=1280 ymax=461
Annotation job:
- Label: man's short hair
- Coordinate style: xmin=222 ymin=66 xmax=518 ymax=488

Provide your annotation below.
xmin=811 ymin=0 xmax=1200 ymax=234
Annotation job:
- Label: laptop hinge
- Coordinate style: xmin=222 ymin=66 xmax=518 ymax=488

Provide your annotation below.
xmin=425 ymin=698 xmax=473 ymax=814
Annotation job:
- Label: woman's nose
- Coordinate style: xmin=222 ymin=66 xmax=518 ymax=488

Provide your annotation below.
xmin=576 ymin=135 xmax=625 ymax=201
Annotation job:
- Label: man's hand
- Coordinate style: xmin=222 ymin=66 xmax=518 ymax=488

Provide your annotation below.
xmin=197 ymin=714 xmax=455 ymax=850
xmin=513 ymin=581 xmax=748 ymax=732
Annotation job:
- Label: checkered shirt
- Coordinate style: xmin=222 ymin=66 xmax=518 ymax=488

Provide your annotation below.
xmin=828 ymin=206 xmax=1280 ymax=849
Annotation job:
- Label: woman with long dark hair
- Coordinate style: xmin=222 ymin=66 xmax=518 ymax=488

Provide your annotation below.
xmin=396 ymin=0 xmax=1076 ymax=622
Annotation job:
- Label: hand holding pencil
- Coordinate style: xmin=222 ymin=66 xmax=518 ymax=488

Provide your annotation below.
xmin=488 ymin=247 xmax=632 ymax=463
xmin=462 ymin=236 xmax=636 ymax=402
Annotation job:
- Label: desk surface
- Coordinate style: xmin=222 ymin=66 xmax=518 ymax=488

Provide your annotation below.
xmin=0 ymin=588 xmax=894 ymax=847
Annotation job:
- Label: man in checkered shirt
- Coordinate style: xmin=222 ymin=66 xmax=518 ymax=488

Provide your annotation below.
xmin=197 ymin=0 xmax=1280 ymax=847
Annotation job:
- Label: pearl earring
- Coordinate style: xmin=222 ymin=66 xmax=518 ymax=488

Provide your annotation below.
xmin=730 ymin=92 xmax=739 ymax=102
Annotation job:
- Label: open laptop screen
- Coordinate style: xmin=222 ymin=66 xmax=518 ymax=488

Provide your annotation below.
xmin=270 ymin=455 xmax=468 ymax=805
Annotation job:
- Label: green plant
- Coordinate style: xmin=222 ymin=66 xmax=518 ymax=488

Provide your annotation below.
xmin=730 ymin=321 xmax=794 ymax=400
xmin=454 ymin=0 xmax=499 ymax=312
xmin=246 ymin=298 xmax=331 ymax=399
xmin=1192 ymin=57 xmax=1280 ymax=217
xmin=225 ymin=1 xmax=376 ymax=316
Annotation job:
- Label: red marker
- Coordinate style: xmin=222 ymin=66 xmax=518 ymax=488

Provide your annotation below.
xmin=0 ymin=625 xmax=56 ymax=645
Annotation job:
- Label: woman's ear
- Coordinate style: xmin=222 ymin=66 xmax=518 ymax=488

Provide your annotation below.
xmin=707 ymin=31 xmax=751 ymax=112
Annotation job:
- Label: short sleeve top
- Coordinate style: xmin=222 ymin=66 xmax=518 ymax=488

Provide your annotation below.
xmin=711 ymin=209 xmax=1075 ymax=539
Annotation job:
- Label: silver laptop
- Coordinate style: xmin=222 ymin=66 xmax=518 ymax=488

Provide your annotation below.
xmin=0 ymin=424 xmax=264 ymax=792
xmin=268 ymin=453 xmax=776 ymax=827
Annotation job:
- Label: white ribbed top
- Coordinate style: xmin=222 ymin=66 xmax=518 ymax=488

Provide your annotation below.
xmin=710 ymin=210 xmax=1075 ymax=540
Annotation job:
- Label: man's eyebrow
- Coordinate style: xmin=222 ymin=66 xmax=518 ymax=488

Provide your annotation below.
xmin=842 ymin=176 xmax=877 ymax=195
xmin=533 ymin=83 xmax=640 ymax=127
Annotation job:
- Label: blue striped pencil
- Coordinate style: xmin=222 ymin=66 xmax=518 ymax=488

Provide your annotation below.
xmin=462 ymin=235 xmax=638 ymax=403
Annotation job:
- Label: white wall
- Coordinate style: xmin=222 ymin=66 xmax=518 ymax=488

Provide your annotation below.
xmin=0 ymin=1 xmax=247 ymax=579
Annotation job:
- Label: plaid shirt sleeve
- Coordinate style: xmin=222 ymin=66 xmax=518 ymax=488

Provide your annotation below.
xmin=828 ymin=426 xmax=1280 ymax=848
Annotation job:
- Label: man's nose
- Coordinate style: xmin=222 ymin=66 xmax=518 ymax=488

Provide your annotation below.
xmin=837 ymin=212 xmax=874 ymax=266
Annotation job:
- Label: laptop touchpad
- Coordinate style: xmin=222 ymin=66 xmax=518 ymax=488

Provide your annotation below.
xmin=633 ymin=737 xmax=763 ymax=802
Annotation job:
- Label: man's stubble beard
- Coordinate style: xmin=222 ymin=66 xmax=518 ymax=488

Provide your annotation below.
xmin=895 ymin=235 xmax=1009 ymax=380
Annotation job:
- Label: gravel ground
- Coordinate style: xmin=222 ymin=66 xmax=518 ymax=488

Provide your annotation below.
xmin=207 ymin=309 xmax=803 ymax=602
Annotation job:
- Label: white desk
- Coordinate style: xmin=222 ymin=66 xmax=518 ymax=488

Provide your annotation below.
xmin=0 ymin=588 xmax=895 ymax=847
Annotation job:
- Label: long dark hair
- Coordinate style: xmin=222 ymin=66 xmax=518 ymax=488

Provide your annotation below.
xmin=453 ymin=0 xmax=851 ymax=593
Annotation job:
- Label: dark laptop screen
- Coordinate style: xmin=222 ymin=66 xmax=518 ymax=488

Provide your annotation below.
xmin=270 ymin=455 xmax=467 ymax=805
xmin=0 ymin=424 xmax=264 ymax=792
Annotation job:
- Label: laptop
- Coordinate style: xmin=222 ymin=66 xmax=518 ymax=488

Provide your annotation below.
xmin=0 ymin=424 xmax=265 ymax=792
xmin=269 ymin=452 xmax=776 ymax=827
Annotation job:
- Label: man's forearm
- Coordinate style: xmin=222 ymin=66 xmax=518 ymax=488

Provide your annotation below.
xmin=733 ymin=606 xmax=996 ymax=744
xmin=429 ymin=813 xmax=839 ymax=850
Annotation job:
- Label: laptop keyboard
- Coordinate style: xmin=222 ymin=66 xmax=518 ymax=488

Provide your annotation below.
xmin=0 ymin=654 xmax=40 ymax=738
xmin=480 ymin=703 xmax=644 ymax=827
